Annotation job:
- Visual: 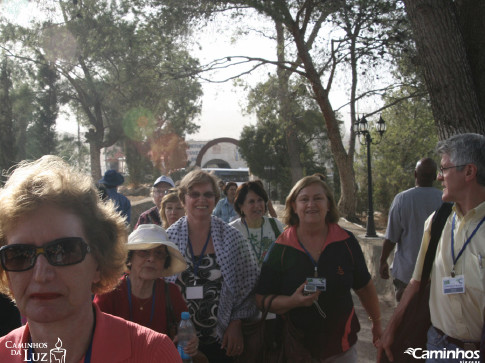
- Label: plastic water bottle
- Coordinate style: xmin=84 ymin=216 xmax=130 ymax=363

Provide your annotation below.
xmin=177 ymin=311 xmax=196 ymax=363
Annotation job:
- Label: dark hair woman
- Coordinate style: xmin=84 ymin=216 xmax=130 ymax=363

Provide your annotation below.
xmin=229 ymin=181 xmax=284 ymax=266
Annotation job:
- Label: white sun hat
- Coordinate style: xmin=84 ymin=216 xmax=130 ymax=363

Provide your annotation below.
xmin=127 ymin=224 xmax=186 ymax=277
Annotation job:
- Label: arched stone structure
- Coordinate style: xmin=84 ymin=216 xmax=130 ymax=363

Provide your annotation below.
xmin=202 ymin=159 xmax=231 ymax=168
xmin=195 ymin=137 xmax=239 ymax=167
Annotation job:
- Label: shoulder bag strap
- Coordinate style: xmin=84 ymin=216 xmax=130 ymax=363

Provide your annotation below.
xmin=268 ymin=218 xmax=281 ymax=239
xmin=164 ymin=280 xmax=178 ymax=339
xmin=258 ymin=294 xmax=278 ymax=321
xmin=418 ymin=202 xmax=453 ymax=296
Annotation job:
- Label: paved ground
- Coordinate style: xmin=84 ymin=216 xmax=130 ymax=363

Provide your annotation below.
xmin=340 ymin=218 xmax=396 ymax=363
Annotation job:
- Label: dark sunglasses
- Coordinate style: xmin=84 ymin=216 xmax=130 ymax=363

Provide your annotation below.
xmin=134 ymin=248 xmax=167 ymax=260
xmin=0 ymin=237 xmax=91 ymax=272
xmin=187 ymin=191 xmax=215 ymax=199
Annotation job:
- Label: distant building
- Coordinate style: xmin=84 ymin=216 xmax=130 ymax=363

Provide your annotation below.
xmin=186 ymin=141 xmax=208 ymax=165
xmin=186 ymin=140 xmax=247 ymax=169
xmin=100 ymin=139 xmax=247 ymax=176
xmin=101 ymin=144 xmax=127 ymax=175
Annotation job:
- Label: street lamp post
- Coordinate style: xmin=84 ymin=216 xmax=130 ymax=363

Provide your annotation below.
xmin=354 ymin=115 xmax=386 ymax=237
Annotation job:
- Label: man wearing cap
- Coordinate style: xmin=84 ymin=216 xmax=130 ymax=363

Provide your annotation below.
xmin=99 ymin=169 xmax=131 ymax=223
xmin=135 ymin=175 xmax=175 ymax=229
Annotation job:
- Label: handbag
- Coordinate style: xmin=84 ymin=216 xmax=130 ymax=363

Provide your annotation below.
xmin=381 ymin=202 xmax=453 ymax=363
xmin=237 ymin=294 xmax=284 ymax=363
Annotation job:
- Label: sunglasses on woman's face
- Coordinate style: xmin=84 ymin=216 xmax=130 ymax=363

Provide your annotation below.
xmin=0 ymin=237 xmax=91 ymax=272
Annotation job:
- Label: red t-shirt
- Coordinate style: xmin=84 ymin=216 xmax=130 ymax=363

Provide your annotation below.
xmin=94 ymin=275 xmax=187 ymax=335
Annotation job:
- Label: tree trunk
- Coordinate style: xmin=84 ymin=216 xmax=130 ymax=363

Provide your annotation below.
xmin=276 ymin=21 xmax=304 ymax=185
xmin=0 ymin=58 xmax=16 ymax=172
xmin=457 ymin=0 xmax=485 ymax=125
xmin=288 ymin=21 xmax=358 ymax=220
xmin=403 ymin=0 xmax=485 ymax=138
xmin=87 ymin=130 xmax=102 ymax=181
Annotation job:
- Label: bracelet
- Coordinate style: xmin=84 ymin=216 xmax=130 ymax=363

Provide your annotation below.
xmin=368 ymin=316 xmax=382 ymax=322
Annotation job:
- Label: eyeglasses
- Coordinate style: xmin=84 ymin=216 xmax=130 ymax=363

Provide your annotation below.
xmin=438 ymin=164 xmax=468 ymax=176
xmin=0 ymin=237 xmax=91 ymax=272
xmin=187 ymin=191 xmax=215 ymax=199
xmin=153 ymin=189 xmax=169 ymax=196
xmin=134 ymin=249 xmax=167 ymax=260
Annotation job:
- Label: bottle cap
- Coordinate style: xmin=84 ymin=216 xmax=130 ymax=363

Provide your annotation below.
xmin=181 ymin=311 xmax=190 ymax=320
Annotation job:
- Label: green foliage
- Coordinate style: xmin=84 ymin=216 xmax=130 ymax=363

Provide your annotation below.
xmin=11 ymin=83 xmax=36 ymax=161
xmin=0 ymin=57 xmax=16 ymax=173
xmin=56 ymin=133 xmax=90 ymax=174
xmin=355 ymin=88 xmax=439 ymax=214
xmin=240 ymin=76 xmax=331 ymax=198
xmin=1 ymin=0 xmax=203 ymax=178
xmin=27 ymin=56 xmax=58 ymax=158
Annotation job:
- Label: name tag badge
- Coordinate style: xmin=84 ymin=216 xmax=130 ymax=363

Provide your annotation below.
xmin=186 ymin=285 xmax=204 ymax=300
xmin=442 ymin=275 xmax=465 ymax=295
xmin=304 ymin=277 xmax=326 ymax=295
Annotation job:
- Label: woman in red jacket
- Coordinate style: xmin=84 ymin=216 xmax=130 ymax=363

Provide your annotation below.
xmin=94 ymin=224 xmax=199 ymax=357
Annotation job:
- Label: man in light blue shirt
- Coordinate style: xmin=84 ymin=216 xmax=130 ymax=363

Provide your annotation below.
xmin=212 ymin=182 xmax=238 ymax=223
xmin=379 ymin=158 xmax=443 ymax=301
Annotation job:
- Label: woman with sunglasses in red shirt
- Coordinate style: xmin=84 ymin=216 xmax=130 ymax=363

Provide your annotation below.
xmin=0 ymin=156 xmax=181 ymax=363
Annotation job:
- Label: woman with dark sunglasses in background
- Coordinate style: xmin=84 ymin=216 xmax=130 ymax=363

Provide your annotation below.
xmin=0 ymin=156 xmax=181 ymax=363
xmin=166 ymin=170 xmax=259 ymax=363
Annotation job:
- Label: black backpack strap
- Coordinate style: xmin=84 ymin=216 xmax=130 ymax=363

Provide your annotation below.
xmin=268 ymin=218 xmax=281 ymax=239
xmin=164 ymin=280 xmax=178 ymax=339
xmin=418 ymin=202 xmax=453 ymax=295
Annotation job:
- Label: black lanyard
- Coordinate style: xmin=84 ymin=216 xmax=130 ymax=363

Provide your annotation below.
xmin=126 ymin=275 xmax=156 ymax=327
xmin=450 ymin=213 xmax=485 ymax=277
xmin=187 ymin=229 xmax=211 ymax=282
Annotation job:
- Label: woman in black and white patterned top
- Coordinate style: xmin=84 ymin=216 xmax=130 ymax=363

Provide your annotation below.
xmin=167 ymin=170 xmax=259 ymax=363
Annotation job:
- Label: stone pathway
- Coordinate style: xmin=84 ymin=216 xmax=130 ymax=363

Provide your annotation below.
xmin=340 ymin=218 xmax=396 ymax=363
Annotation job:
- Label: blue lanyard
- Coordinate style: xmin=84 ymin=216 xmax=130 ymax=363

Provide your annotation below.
xmin=126 ymin=275 xmax=156 ymax=327
xmin=27 ymin=325 xmax=94 ymax=363
xmin=187 ymin=229 xmax=211 ymax=281
xmin=297 ymin=239 xmax=319 ymax=277
xmin=451 ymin=213 xmax=485 ymax=276
xmin=243 ymin=218 xmax=264 ymax=261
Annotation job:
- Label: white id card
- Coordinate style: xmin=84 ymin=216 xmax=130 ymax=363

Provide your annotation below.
xmin=186 ymin=285 xmax=204 ymax=299
xmin=442 ymin=275 xmax=465 ymax=295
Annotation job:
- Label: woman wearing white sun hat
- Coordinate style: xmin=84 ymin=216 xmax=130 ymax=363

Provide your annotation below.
xmin=94 ymin=224 xmax=199 ymax=358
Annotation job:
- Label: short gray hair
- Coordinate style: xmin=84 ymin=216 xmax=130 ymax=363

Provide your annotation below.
xmin=436 ymin=133 xmax=485 ymax=186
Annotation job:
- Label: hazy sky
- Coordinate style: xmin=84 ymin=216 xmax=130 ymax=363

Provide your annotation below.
xmin=187 ymin=13 xmax=276 ymax=141
xmin=2 ymin=2 xmax=372 ymax=142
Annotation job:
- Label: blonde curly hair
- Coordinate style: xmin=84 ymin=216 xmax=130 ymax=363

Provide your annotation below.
xmin=0 ymin=155 xmax=127 ymax=297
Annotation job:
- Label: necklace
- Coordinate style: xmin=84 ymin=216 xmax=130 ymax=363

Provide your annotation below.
xmin=126 ymin=275 xmax=157 ymax=327
xmin=136 ymin=296 xmax=152 ymax=311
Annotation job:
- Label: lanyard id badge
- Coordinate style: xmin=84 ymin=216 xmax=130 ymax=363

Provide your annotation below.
xmin=442 ymin=274 xmax=465 ymax=295
xmin=186 ymin=285 xmax=204 ymax=299
xmin=186 ymin=228 xmax=210 ymax=300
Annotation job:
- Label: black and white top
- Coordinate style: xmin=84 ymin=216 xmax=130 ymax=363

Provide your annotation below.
xmin=166 ymin=215 xmax=259 ymax=341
